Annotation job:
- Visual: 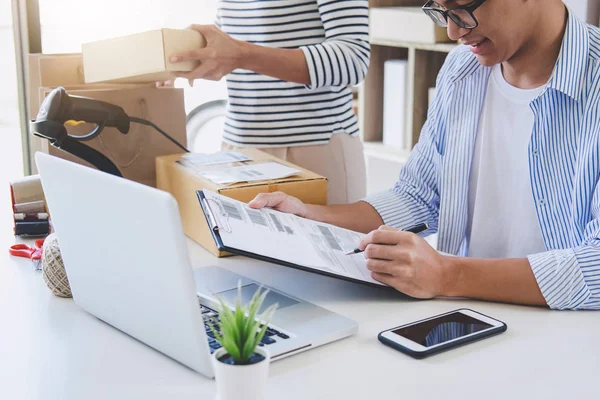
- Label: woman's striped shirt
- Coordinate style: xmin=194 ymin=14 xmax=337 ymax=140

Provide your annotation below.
xmin=216 ymin=0 xmax=370 ymax=147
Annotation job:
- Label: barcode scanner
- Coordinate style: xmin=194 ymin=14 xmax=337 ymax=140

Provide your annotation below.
xmin=30 ymin=87 xmax=189 ymax=177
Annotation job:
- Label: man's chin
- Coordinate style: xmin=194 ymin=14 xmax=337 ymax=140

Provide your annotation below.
xmin=475 ymin=54 xmax=499 ymax=67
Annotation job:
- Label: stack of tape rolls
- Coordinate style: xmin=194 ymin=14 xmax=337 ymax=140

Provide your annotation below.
xmin=41 ymin=233 xmax=72 ymax=298
xmin=9 ymin=175 xmax=50 ymax=236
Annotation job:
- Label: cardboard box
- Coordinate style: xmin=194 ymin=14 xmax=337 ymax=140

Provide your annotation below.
xmin=370 ymin=7 xmax=453 ymax=44
xmin=83 ymin=29 xmax=206 ymax=84
xmin=27 ymin=53 xmax=155 ymax=171
xmin=156 ymin=149 xmax=328 ymax=257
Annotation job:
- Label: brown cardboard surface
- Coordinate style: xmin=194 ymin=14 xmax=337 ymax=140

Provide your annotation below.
xmin=83 ymin=28 xmax=206 ymax=84
xmin=156 ymin=149 xmax=327 ymax=257
xmin=28 ymin=53 xmax=155 ymax=173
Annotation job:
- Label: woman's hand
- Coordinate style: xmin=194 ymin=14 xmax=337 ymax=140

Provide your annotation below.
xmin=360 ymin=226 xmax=456 ymax=298
xmin=170 ymin=25 xmax=245 ymax=84
xmin=248 ymin=192 xmax=310 ymax=219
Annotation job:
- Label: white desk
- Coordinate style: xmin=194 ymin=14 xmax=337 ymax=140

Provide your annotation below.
xmin=2 ymin=229 xmax=599 ymax=400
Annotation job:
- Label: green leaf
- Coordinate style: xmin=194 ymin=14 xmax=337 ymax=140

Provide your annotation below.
xmin=244 ymin=288 xmax=269 ymax=337
xmin=212 ymin=285 xmax=278 ymax=364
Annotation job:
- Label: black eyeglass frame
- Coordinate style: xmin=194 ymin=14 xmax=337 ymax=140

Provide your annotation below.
xmin=422 ymin=0 xmax=487 ymax=30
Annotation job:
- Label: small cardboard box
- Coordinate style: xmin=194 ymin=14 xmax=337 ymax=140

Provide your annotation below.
xmin=82 ymin=28 xmax=206 ymax=84
xmin=370 ymin=7 xmax=453 ymax=44
xmin=156 ymin=149 xmax=328 ymax=257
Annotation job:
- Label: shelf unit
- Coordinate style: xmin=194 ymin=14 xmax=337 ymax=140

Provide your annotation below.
xmin=359 ymin=0 xmax=458 ymax=162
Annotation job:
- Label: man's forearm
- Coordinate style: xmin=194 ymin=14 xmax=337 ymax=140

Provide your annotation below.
xmin=238 ymin=41 xmax=310 ymax=85
xmin=306 ymin=202 xmax=384 ymax=234
xmin=444 ymin=256 xmax=548 ymax=306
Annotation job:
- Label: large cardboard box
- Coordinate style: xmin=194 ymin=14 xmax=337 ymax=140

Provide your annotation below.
xmin=370 ymin=7 xmax=453 ymax=44
xmin=38 ymin=86 xmax=187 ymax=187
xmin=27 ymin=53 xmax=155 ymax=171
xmin=156 ymin=149 xmax=328 ymax=257
xmin=82 ymin=29 xmax=206 ymax=84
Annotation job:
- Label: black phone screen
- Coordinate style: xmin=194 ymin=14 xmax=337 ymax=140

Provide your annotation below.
xmin=392 ymin=312 xmax=493 ymax=347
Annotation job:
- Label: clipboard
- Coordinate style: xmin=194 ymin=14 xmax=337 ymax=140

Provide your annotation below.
xmin=196 ymin=190 xmax=390 ymax=289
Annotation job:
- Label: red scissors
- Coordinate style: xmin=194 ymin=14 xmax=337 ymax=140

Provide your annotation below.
xmin=9 ymin=239 xmax=45 ymax=270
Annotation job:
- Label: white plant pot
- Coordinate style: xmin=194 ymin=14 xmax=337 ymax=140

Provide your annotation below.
xmin=212 ymin=347 xmax=270 ymax=400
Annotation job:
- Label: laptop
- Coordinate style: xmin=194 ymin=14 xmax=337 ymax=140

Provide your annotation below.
xmin=35 ymin=153 xmax=358 ymax=378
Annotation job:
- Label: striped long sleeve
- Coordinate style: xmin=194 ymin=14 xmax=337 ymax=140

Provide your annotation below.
xmin=217 ymin=0 xmax=366 ymax=147
xmin=528 ymin=188 xmax=600 ymax=310
xmin=300 ymin=0 xmax=370 ymax=89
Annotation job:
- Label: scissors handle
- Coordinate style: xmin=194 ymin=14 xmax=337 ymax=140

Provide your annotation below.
xmin=9 ymin=239 xmax=45 ymax=260
xmin=9 ymin=244 xmax=36 ymax=258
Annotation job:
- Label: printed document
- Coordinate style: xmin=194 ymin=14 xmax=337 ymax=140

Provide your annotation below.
xmin=182 ymin=151 xmax=252 ymax=167
xmin=199 ymin=162 xmax=300 ymax=185
xmin=202 ymin=190 xmax=384 ymax=286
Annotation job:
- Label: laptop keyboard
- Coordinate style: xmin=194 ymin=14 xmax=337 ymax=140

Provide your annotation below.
xmin=200 ymin=303 xmax=290 ymax=354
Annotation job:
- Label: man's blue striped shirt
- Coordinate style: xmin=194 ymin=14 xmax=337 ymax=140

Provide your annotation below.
xmin=365 ymin=10 xmax=600 ymax=311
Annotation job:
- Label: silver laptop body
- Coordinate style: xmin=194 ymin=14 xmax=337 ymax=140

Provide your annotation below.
xmin=36 ymin=153 xmax=358 ymax=378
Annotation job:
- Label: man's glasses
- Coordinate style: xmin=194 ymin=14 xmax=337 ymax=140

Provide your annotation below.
xmin=422 ymin=0 xmax=487 ymax=30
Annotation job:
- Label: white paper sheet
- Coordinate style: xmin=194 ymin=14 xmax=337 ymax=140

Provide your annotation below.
xmin=199 ymin=162 xmax=301 ymax=185
xmin=202 ymin=190 xmax=385 ymax=286
xmin=182 ymin=151 xmax=252 ymax=167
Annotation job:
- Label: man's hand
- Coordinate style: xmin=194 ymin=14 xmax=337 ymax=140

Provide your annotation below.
xmin=360 ymin=226 xmax=456 ymax=298
xmin=248 ymin=192 xmax=311 ymax=218
xmin=168 ymin=25 xmax=246 ymax=85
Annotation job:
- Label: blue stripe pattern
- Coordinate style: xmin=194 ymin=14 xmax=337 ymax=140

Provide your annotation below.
xmin=216 ymin=0 xmax=370 ymax=147
xmin=365 ymin=10 xmax=600 ymax=310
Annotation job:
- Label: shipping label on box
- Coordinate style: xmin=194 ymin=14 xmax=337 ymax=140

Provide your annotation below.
xmin=156 ymin=149 xmax=328 ymax=257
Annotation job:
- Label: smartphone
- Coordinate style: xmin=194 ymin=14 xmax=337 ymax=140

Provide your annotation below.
xmin=378 ymin=308 xmax=507 ymax=359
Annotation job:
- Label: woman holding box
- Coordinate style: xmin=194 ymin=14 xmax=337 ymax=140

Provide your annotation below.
xmin=166 ymin=1 xmax=370 ymax=204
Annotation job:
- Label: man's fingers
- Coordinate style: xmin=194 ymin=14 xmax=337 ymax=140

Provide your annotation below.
xmin=359 ymin=228 xmax=401 ymax=250
xmin=365 ymin=259 xmax=392 ymax=274
xmin=370 ymin=272 xmax=396 ymax=287
xmin=377 ymin=225 xmax=398 ymax=232
xmin=371 ymin=272 xmax=423 ymax=296
xmin=363 ymin=244 xmax=395 ymax=261
xmin=248 ymin=192 xmax=287 ymax=209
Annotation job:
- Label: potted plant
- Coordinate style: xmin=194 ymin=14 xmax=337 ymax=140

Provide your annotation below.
xmin=209 ymin=284 xmax=277 ymax=400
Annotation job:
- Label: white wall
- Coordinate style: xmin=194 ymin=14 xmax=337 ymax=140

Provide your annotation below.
xmin=564 ymin=0 xmax=600 ymax=24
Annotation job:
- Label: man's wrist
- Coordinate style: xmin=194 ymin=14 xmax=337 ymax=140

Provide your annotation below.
xmin=440 ymin=255 xmax=465 ymax=297
xmin=304 ymin=204 xmax=326 ymax=222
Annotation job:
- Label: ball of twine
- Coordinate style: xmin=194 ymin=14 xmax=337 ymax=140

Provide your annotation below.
xmin=41 ymin=233 xmax=72 ymax=298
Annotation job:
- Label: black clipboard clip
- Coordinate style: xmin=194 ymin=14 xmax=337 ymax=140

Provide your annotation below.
xmin=200 ymin=194 xmax=232 ymax=233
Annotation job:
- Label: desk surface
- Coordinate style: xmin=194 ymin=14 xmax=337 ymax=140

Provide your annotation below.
xmin=2 ymin=227 xmax=599 ymax=400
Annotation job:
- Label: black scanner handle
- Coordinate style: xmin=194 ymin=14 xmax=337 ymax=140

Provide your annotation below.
xmin=58 ymin=139 xmax=123 ymax=177
xmin=65 ymin=95 xmax=130 ymax=135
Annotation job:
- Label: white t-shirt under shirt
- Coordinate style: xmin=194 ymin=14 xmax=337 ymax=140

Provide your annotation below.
xmin=467 ymin=64 xmax=547 ymax=258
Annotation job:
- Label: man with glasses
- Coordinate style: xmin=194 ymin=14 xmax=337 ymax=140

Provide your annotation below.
xmin=248 ymin=0 xmax=600 ymax=310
